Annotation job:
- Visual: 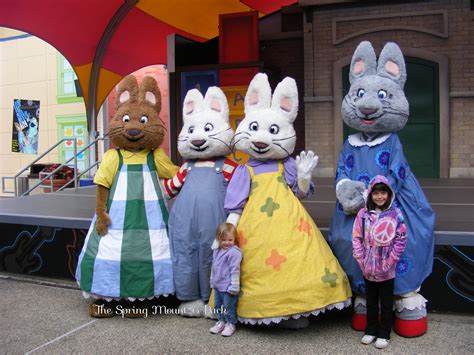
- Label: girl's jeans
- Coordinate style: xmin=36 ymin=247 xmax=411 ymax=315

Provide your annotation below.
xmin=214 ymin=290 xmax=238 ymax=324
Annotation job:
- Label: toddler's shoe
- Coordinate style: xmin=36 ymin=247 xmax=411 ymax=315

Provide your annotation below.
xmin=221 ymin=323 xmax=236 ymax=337
xmin=374 ymin=338 xmax=389 ymax=349
xmin=210 ymin=321 xmax=225 ymax=334
xmin=361 ymin=334 xmax=376 ymax=345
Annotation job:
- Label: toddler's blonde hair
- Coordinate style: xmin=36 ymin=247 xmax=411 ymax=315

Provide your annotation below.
xmin=215 ymin=222 xmax=238 ymax=246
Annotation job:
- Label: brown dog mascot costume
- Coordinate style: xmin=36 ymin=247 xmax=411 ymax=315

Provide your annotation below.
xmin=76 ymin=75 xmax=178 ymax=317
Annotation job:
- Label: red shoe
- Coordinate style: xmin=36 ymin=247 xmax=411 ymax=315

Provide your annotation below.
xmin=393 ymin=317 xmax=427 ymax=337
xmin=351 ymin=313 xmax=367 ymax=331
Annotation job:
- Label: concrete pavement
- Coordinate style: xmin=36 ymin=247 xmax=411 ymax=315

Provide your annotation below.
xmin=1 ymin=274 xmax=473 ymax=354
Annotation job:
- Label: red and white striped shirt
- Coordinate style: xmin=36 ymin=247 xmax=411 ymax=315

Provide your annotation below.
xmin=163 ymin=158 xmax=238 ymax=198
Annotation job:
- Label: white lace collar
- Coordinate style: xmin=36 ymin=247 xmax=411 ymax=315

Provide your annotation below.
xmin=348 ymin=132 xmax=392 ymax=147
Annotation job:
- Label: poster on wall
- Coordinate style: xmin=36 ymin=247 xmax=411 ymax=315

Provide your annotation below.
xmin=11 ymin=99 xmax=40 ymax=154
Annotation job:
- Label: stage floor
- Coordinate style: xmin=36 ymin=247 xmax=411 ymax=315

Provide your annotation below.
xmin=0 ymin=178 xmax=473 ymax=242
xmin=0 ymin=186 xmax=95 ymax=229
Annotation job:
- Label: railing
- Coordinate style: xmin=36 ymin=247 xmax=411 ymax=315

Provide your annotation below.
xmin=2 ymin=135 xmax=108 ymax=197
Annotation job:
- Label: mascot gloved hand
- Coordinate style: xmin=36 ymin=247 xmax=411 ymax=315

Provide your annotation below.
xmin=296 ymin=150 xmax=319 ymax=194
xmin=327 ymin=41 xmax=435 ymax=337
xmin=336 ymin=179 xmax=366 ymax=215
xmin=76 ymin=75 xmax=178 ymax=318
xmin=225 ymin=73 xmax=352 ymax=328
xmin=163 ymin=86 xmax=237 ymax=317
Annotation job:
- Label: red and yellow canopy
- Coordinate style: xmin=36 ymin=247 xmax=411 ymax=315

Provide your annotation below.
xmin=0 ymin=0 xmax=295 ymax=118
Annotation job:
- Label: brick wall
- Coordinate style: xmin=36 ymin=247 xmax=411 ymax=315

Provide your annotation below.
xmin=304 ymin=0 xmax=474 ymax=177
xmin=450 ymin=99 xmax=474 ymax=177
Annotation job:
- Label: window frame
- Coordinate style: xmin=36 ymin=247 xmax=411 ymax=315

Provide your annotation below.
xmin=56 ymin=54 xmax=84 ymax=104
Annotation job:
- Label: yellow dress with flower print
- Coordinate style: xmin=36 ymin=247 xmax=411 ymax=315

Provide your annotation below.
xmin=236 ymin=163 xmax=352 ymax=322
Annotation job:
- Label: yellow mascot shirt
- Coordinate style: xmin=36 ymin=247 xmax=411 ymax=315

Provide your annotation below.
xmin=94 ymin=148 xmax=178 ymax=188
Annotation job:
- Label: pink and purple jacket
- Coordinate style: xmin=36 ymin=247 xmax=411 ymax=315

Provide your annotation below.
xmin=352 ymin=175 xmax=407 ymax=282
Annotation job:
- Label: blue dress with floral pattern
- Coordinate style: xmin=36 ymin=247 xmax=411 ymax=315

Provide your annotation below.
xmin=328 ymin=133 xmax=435 ymax=296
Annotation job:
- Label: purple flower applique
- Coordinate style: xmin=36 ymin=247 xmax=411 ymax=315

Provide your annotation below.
xmin=395 ymin=164 xmax=406 ymax=180
xmin=357 ymin=282 xmax=366 ymax=295
xmin=396 ymin=256 xmax=411 ymax=277
xmin=344 ymin=154 xmax=354 ymax=172
xmin=392 ymin=199 xmax=400 ymax=208
xmin=356 ymin=172 xmax=371 ymax=187
xmin=375 ymin=149 xmax=390 ymax=169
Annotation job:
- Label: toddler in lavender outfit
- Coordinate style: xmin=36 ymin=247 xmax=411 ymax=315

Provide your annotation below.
xmin=209 ymin=223 xmax=242 ymax=337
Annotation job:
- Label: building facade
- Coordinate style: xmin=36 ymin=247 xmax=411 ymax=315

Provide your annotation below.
xmin=301 ymin=0 xmax=474 ymax=178
xmin=0 ymin=29 xmax=86 ymax=194
xmin=0 ymin=29 xmax=171 ymax=196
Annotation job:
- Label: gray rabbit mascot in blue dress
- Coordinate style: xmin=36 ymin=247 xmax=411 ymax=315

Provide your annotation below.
xmin=328 ymin=41 xmax=435 ymax=337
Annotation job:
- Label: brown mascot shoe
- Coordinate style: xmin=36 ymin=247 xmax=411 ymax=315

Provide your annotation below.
xmin=88 ymin=299 xmax=116 ymax=318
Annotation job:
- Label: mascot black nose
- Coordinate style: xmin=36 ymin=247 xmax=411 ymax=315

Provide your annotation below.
xmin=192 ymin=139 xmax=206 ymax=147
xmin=127 ymin=129 xmax=142 ymax=136
xmin=254 ymin=142 xmax=269 ymax=149
xmin=360 ymin=107 xmax=377 ymax=116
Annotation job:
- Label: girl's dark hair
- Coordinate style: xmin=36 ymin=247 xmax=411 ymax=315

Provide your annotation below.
xmin=367 ymin=182 xmax=392 ymax=211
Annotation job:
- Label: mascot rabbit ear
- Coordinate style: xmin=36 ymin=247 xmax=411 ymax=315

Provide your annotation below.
xmin=139 ymin=76 xmax=162 ymax=114
xmin=377 ymin=42 xmax=407 ymax=89
xmin=204 ymin=86 xmax=230 ymax=123
xmin=115 ymin=75 xmax=139 ymax=110
xmin=244 ymin=73 xmax=272 ymax=115
xmin=271 ymin=77 xmax=299 ymax=123
xmin=349 ymin=41 xmax=377 ymax=84
xmin=182 ymin=88 xmax=205 ymax=123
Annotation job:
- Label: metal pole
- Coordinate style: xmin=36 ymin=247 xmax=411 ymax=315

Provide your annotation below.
xmin=73 ymin=137 xmax=78 ymax=189
xmin=86 ymin=0 xmax=137 ymax=169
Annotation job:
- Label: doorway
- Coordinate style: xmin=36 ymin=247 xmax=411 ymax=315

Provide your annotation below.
xmin=342 ymin=57 xmax=440 ymax=178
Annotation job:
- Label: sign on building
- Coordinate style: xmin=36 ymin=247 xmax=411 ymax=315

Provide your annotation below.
xmin=12 ymin=99 xmax=40 ymax=154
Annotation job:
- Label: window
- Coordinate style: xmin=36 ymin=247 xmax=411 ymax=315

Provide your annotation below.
xmin=56 ymin=115 xmax=88 ymax=173
xmin=57 ymin=54 xmax=83 ymax=104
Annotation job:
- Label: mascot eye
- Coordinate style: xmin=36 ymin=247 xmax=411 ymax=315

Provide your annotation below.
xmin=122 ymin=115 xmax=130 ymax=122
xmin=378 ymin=90 xmax=388 ymax=99
xmin=139 ymin=116 xmax=148 ymax=124
xmin=204 ymin=123 xmax=214 ymax=132
xmin=188 ymin=126 xmax=195 ymax=134
xmin=249 ymin=121 xmax=259 ymax=131
xmin=356 ymin=89 xmax=365 ymax=98
xmin=269 ymin=124 xmax=280 ymax=135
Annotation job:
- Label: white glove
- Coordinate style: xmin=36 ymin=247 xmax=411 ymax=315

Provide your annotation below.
xmin=226 ymin=212 xmax=241 ymax=226
xmin=296 ymin=150 xmax=319 ymax=194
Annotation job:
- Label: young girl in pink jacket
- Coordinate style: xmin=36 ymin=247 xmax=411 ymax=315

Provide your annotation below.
xmin=352 ymin=175 xmax=407 ymax=349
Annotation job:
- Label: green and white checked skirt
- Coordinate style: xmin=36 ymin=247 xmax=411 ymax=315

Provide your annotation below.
xmin=76 ymin=150 xmax=174 ymax=299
